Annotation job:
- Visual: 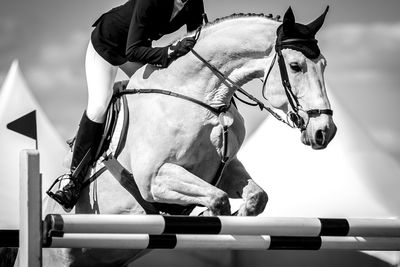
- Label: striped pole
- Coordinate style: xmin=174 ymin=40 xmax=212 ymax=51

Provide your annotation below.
xmin=45 ymin=234 xmax=400 ymax=251
xmin=44 ymin=214 xmax=400 ymax=238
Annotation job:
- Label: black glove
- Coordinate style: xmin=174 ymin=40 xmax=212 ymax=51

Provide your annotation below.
xmin=168 ymin=37 xmax=196 ymax=60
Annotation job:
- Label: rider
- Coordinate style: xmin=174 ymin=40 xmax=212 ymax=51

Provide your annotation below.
xmin=49 ymin=0 xmax=206 ymax=211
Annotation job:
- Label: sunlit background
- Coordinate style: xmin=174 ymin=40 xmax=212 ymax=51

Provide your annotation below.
xmin=1 ymin=0 xmax=399 ymax=161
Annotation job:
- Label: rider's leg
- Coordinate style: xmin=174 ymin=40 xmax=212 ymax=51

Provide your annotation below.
xmin=86 ymin=41 xmax=118 ymax=123
xmin=51 ymin=40 xmax=118 ymax=211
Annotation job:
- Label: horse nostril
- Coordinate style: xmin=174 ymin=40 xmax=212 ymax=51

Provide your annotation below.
xmin=315 ymin=129 xmax=326 ymax=147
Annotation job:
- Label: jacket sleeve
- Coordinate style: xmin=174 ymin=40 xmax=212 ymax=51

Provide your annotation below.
xmin=186 ymin=0 xmax=205 ymax=32
xmin=126 ymin=0 xmax=169 ymax=67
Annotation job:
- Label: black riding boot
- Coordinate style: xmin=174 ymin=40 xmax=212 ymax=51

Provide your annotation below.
xmin=51 ymin=111 xmax=103 ymax=212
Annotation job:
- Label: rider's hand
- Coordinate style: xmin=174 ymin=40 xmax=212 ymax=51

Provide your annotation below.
xmin=168 ymin=37 xmax=196 ymax=60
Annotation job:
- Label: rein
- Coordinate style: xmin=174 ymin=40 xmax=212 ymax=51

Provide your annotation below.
xmin=190 ymin=35 xmax=294 ymax=128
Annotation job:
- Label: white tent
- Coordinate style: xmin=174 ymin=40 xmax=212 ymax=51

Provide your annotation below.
xmin=0 ymin=61 xmax=66 ymax=229
xmin=237 ymin=88 xmax=400 ymax=264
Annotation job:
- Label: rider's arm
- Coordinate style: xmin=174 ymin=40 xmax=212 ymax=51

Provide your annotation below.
xmin=125 ymin=0 xmax=169 ymax=67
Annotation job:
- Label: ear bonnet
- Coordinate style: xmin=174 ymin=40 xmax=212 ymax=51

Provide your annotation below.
xmin=276 ymin=6 xmax=329 ymax=59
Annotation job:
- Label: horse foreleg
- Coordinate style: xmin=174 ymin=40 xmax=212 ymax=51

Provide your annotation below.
xmin=147 ymin=163 xmax=231 ymax=215
xmin=218 ymin=157 xmax=268 ymax=216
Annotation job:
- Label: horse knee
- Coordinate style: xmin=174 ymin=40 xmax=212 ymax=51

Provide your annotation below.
xmin=209 ymin=191 xmax=230 ymax=215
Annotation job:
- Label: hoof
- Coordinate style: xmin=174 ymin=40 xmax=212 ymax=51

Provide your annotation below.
xmin=209 ymin=191 xmax=230 ymax=215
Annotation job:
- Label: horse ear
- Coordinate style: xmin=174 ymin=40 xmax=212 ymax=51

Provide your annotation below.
xmin=307 ymin=6 xmax=329 ymax=35
xmin=282 ymin=6 xmax=295 ymax=32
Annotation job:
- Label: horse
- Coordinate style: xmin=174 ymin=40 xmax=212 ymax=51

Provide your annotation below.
xmin=41 ymin=7 xmax=337 ymax=267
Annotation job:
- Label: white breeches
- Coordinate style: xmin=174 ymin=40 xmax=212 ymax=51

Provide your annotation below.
xmin=85 ymin=40 xmax=145 ymax=123
xmin=85 ymin=41 xmax=118 ymax=123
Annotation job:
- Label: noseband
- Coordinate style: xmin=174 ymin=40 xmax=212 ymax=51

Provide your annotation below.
xmin=262 ymin=38 xmax=333 ymax=131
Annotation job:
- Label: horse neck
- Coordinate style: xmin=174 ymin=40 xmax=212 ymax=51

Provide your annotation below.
xmin=173 ymin=17 xmax=279 ymax=107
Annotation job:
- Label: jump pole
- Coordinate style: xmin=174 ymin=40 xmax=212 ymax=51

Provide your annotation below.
xmin=46 ymin=234 xmax=400 ymax=251
xmin=44 ymin=214 xmax=400 ymax=237
xmin=19 ymin=150 xmax=42 ymax=267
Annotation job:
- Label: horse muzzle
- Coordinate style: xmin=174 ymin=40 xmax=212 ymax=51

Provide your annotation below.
xmin=301 ymin=119 xmax=337 ymax=150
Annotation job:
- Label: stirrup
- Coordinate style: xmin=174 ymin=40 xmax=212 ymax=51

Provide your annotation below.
xmin=46 ymin=173 xmax=73 ymax=199
xmin=47 ymin=173 xmax=79 ymax=212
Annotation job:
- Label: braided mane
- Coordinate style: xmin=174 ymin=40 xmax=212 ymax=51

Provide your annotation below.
xmin=173 ymin=12 xmax=282 ymax=44
xmin=204 ymin=12 xmax=282 ymax=28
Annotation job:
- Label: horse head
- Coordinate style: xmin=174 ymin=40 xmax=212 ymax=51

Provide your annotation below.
xmin=263 ymin=7 xmax=337 ymax=149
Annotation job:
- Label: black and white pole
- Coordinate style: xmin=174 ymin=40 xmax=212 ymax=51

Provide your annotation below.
xmin=46 ymin=234 xmax=400 ymax=251
xmin=43 ymin=214 xmax=400 ymax=238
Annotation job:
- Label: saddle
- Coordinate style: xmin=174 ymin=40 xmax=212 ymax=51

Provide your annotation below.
xmin=78 ymin=80 xmax=196 ymax=215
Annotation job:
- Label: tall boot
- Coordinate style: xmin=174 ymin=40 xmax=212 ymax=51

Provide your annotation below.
xmin=51 ymin=111 xmax=103 ymax=211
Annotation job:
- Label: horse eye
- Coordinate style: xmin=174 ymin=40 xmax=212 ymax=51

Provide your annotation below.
xmin=290 ymin=63 xmax=302 ymax=72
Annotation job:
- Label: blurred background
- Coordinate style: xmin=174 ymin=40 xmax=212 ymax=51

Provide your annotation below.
xmin=1 ymin=0 xmax=400 ymax=266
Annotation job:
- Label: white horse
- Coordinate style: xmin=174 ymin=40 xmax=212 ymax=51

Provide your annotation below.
xmin=42 ymin=7 xmax=336 ymax=266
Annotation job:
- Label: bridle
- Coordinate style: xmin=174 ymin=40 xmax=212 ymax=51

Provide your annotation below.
xmin=263 ymin=38 xmax=333 ymax=131
xmin=192 ymin=27 xmax=333 ymax=131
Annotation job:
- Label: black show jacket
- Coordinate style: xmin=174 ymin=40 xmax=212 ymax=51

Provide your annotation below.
xmin=91 ymin=0 xmax=204 ymax=66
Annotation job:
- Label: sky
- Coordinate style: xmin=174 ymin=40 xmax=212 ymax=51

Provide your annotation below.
xmin=1 ymin=0 xmax=400 ymax=161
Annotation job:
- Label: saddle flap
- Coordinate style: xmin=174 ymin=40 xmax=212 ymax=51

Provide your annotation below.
xmin=95 ymin=80 xmax=130 ymax=160
xmin=80 ymin=80 xmax=130 ymax=186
